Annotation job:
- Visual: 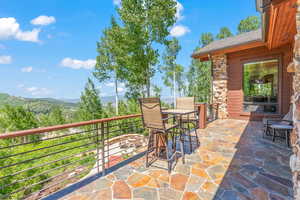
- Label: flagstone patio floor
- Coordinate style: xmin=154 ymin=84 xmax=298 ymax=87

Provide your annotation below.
xmin=61 ymin=119 xmax=293 ymax=200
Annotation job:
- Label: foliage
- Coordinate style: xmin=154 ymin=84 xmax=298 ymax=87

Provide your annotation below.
xmin=238 ymin=16 xmax=261 ymax=34
xmin=216 ymin=27 xmax=233 ymax=39
xmin=152 ymin=85 xmax=162 ymax=97
xmin=39 ymin=106 xmax=66 ymax=127
xmin=76 ymin=78 xmax=105 ymax=121
xmin=187 ymin=59 xmax=212 ymax=103
xmin=161 ymin=38 xmax=185 ymax=102
xmin=200 ymin=33 xmax=214 ymax=47
xmin=94 ymin=17 xmax=127 ymax=115
xmin=0 ymin=105 xmax=38 ymax=133
xmin=116 ymin=0 xmax=177 ymax=98
xmin=0 ymin=93 xmax=77 ymax=115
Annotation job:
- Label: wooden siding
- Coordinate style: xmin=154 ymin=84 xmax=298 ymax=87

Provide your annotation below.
xmin=227 ymin=44 xmax=293 ymax=120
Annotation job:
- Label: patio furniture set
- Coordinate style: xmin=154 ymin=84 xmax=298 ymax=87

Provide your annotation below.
xmin=263 ymin=105 xmax=294 ymax=147
xmin=139 ymin=97 xmax=200 ymax=173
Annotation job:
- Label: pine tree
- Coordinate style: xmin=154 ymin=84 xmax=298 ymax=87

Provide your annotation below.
xmin=238 ymin=16 xmax=261 ymax=34
xmin=77 ymin=78 xmax=105 ymax=121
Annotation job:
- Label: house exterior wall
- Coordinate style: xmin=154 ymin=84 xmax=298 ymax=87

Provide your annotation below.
xmin=290 ymin=1 xmax=300 ymax=198
xmin=226 ymin=44 xmax=293 ymax=120
xmin=211 ymin=54 xmax=229 ymax=119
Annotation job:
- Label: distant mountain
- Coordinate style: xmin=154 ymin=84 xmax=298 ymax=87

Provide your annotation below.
xmin=0 ymin=93 xmax=78 ymax=114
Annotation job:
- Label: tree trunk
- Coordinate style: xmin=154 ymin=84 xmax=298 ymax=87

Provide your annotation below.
xmin=173 ymin=70 xmax=176 ymax=108
xmin=114 ymin=69 xmax=119 ymax=115
xmin=115 ymin=78 xmax=119 ymax=115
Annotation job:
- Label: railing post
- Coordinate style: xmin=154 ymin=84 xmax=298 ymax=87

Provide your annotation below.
xmin=106 ymin=122 xmax=110 ymax=168
xmin=96 ymin=123 xmax=100 ymax=174
xmin=101 ymin=122 xmax=105 ymax=176
xmin=198 ymin=103 xmax=207 ymax=129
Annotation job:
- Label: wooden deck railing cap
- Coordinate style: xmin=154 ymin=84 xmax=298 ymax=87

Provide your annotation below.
xmin=0 ymin=114 xmax=141 ymax=139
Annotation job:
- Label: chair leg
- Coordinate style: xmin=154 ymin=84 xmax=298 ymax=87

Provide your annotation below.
xmin=188 ymin=123 xmax=192 ymax=153
xmin=165 ymin=135 xmax=171 ymax=173
xmin=180 ymin=133 xmax=185 ymax=164
xmin=194 ymin=123 xmax=200 ymax=147
xmin=286 ymin=130 xmax=290 ymax=147
xmin=272 ymin=128 xmax=276 ymax=142
xmin=146 ymin=132 xmax=154 ymax=168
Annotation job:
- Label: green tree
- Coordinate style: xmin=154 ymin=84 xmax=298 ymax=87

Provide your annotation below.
xmin=238 ymin=16 xmax=261 ymax=34
xmin=0 ymin=105 xmax=38 ymax=132
xmin=187 ymin=59 xmax=212 ymax=103
xmin=76 ymin=78 xmax=105 ymax=121
xmin=94 ymin=17 xmax=127 ymax=115
xmin=152 ymin=85 xmax=162 ymax=97
xmin=39 ymin=106 xmax=66 ymax=126
xmin=200 ymin=33 xmax=214 ymax=47
xmin=161 ymin=38 xmax=184 ymax=106
xmin=117 ymin=0 xmax=177 ymax=98
xmin=0 ymin=105 xmax=39 ymax=142
xmin=216 ymin=27 xmax=233 ymax=39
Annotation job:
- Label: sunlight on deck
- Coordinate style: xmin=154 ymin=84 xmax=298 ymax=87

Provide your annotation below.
xmin=57 ymin=119 xmax=293 ymax=200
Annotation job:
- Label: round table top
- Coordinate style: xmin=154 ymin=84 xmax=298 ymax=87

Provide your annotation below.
xmin=270 ymin=124 xmax=293 ymax=130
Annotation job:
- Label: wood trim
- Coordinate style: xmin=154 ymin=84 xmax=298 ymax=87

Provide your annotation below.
xmin=193 ymin=41 xmax=266 ymax=61
xmin=0 ymin=114 xmax=142 ymax=139
xmin=239 ymin=55 xmax=283 ymax=116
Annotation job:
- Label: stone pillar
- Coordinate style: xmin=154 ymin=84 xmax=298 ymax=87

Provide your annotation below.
xmin=290 ymin=1 xmax=300 ymax=199
xmin=211 ymin=54 xmax=228 ymax=119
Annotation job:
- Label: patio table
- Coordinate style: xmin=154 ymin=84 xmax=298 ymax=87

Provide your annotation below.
xmin=161 ymin=109 xmax=198 ymax=155
xmin=270 ymin=124 xmax=293 ymax=147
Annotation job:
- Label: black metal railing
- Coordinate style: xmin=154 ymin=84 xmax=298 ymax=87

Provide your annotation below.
xmin=0 ymin=114 xmax=145 ymax=200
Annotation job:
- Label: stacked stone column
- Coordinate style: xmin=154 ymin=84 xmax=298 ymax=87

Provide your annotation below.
xmin=290 ymin=1 xmax=300 ymax=199
xmin=211 ymin=54 xmax=229 ymax=119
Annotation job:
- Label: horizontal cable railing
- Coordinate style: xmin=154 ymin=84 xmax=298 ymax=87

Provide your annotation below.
xmin=0 ymin=114 xmax=146 ymax=200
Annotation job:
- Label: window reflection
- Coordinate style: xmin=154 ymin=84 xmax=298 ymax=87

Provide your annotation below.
xmin=243 ymin=59 xmax=279 ymax=113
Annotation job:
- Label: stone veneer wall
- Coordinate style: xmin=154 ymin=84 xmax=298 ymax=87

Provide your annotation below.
xmin=290 ymin=1 xmax=300 ymax=199
xmin=211 ymin=54 xmax=229 ymax=119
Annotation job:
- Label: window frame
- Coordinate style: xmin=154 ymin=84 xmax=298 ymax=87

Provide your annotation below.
xmin=241 ymin=55 xmax=282 ymax=115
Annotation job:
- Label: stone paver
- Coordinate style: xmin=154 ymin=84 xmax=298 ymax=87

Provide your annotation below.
xmin=61 ymin=120 xmax=293 ymax=200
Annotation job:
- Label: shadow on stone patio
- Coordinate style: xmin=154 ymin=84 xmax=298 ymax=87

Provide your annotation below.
xmin=44 ymin=119 xmax=293 ymax=200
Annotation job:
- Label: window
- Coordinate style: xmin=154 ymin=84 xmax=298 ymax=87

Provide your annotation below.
xmin=243 ymin=59 xmax=279 ymax=113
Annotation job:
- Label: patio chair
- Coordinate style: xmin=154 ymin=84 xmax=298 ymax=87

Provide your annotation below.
xmin=176 ymin=97 xmax=200 ymax=151
xmin=263 ymin=105 xmax=293 ymax=137
xmin=139 ymin=98 xmax=184 ymax=173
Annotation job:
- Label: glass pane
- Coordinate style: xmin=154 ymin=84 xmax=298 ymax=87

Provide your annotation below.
xmin=243 ymin=59 xmax=279 ymax=113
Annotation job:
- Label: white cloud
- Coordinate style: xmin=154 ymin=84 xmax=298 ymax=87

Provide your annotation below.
xmin=106 ymin=82 xmax=125 ymax=88
xmin=113 ymin=0 xmax=122 ymax=6
xmin=31 ymin=16 xmax=56 ymax=26
xmin=0 ymin=55 xmax=12 ymax=64
xmin=106 ymin=82 xmax=115 ymax=87
xmin=0 ymin=17 xmax=40 ymax=42
xmin=60 ymin=57 xmax=96 ymax=70
xmin=170 ymin=25 xmax=190 ymax=37
xmin=25 ymin=86 xmax=52 ymax=96
xmin=175 ymin=1 xmax=184 ymax=21
xmin=21 ymin=66 xmax=33 ymax=72
xmin=117 ymin=87 xmax=125 ymax=92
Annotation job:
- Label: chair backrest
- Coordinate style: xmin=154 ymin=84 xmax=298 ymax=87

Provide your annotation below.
xmin=139 ymin=98 xmax=165 ymax=130
xmin=176 ymin=97 xmax=195 ymax=110
xmin=282 ymin=104 xmax=293 ymax=121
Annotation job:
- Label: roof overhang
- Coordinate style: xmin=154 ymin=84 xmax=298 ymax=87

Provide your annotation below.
xmin=192 ymin=40 xmax=265 ymax=61
xmin=192 ymin=0 xmax=296 ymax=61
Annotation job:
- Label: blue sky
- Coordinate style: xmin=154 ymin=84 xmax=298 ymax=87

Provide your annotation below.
xmin=0 ymin=0 xmax=259 ymax=99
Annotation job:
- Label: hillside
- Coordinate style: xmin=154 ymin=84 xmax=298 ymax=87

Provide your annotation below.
xmin=0 ymin=93 xmax=78 ymax=114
